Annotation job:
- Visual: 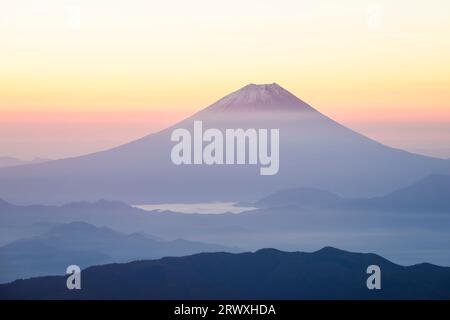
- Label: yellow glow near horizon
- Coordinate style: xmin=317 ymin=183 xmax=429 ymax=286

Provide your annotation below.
xmin=1 ymin=0 xmax=450 ymax=122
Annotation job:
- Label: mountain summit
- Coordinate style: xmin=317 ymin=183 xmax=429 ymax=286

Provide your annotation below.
xmin=203 ymin=83 xmax=316 ymax=113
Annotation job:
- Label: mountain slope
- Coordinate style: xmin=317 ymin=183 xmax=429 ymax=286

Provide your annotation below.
xmin=357 ymin=174 xmax=450 ymax=211
xmin=202 ymin=83 xmax=317 ymax=113
xmin=253 ymin=187 xmax=343 ymax=208
xmin=0 ymin=83 xmax=448 ymax=204
xmin=1 ymin=247 xmax=450 ymax=299
xmin=0 ymin=157 xmax=49 ymax=168
xmin=251 ymin=174 xmax=450 ymax=212
xmin=0 ymin=222 xmax=240 ymax=283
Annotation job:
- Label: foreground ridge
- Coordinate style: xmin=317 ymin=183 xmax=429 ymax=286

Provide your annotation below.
xmin=1 ymin=247 xmax=449 ymax=300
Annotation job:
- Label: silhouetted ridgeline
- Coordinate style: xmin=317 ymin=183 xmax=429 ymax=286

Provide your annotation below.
xmin=0 ymin=222 xmax=240 ymax=283
xmin=1 ymin=247 xmax=450 ymax=300
xmin=252 ymin=174 xmax=450 ymax=212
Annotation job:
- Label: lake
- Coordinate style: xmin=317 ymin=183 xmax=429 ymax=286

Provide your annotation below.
xmin=132 ymin=202 xmax=256 ymax=214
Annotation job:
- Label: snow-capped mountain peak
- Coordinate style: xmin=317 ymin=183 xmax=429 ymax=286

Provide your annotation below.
xmin=203 ymin=83 xmax=316 ymax=113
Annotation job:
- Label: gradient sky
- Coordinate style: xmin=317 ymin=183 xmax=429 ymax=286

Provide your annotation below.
xmin=1 ymin=0 xmax=449 ymax=159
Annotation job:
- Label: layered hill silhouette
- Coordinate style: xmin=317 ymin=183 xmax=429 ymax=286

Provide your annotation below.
xmin=0 ymin=83 xmax=448 ymax=204
xmin=1 ymin=247 xmax=450 ymax=300
xmin=2 ymin=174 xmax=447 ymax=230
xmin=252 ymin=174 xmax=450 ymax=212
xmin=0 ymin=221 xmax=239 ymax=283
xmin=1 ymin=174 xmax=449 ymax=251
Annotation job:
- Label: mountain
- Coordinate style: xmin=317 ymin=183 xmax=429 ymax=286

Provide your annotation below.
xmin=203 ymin=83 xmax=317 ymax=113
xmin=0 ymin=83 xmax=448 ymax=204
xmin=0 ymin=157 xmax=49 ymax=168
xmin=353 ymin=174 xmax=450 ymax=212
xmin=0 ymin=176 xmax=450 ymax=265
xmin=0 ymin=197 xmax=319 ymax=246
xmin=2 ymin=172 xmax=450 ymax=267
xmin=0 ymin=199 xmax=259 ymax=241
xmin=250 ymin=174 xmax=450 ymax=212
xmin=1 ymin=247 xmax=450 ymax=299
xmin=252 ymin=187 xmax=343 ymax=208
xmin=0 ymin=222 xmax=240 ymax=283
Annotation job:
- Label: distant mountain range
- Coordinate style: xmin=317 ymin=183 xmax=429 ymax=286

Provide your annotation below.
xmin=1 ymin=247 xmax=449 ymax=300
xmin=251 ymin=174 xmax=450 ymax=212
xmin=1 ymin=174 xmax=448 ymax=234
xmin=0 ymin=222 xmax=239 ymax=283
xmin=0 ymin=83 xmax=448 ymax=204
xmin=1 ymin=173 xmax=450 ymax=267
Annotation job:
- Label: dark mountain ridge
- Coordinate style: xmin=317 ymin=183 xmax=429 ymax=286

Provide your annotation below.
xmin=1 ymin=247 xmax=449 ymax=300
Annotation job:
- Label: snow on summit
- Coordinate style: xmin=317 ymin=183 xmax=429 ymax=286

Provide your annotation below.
xmin=204 ymin=83 xmax=317 ymax=113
